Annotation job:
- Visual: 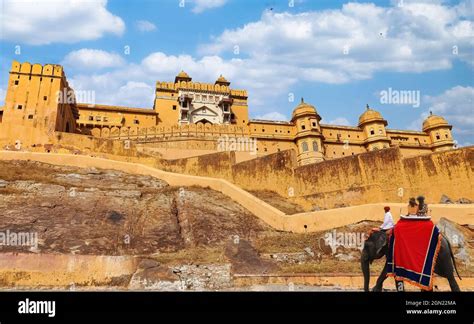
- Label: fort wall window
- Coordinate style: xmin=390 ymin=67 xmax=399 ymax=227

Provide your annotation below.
xmin=312 ymin=141 xmax=318 ymax=152
xmin=302 ymin=142 xmax=308 ymax=152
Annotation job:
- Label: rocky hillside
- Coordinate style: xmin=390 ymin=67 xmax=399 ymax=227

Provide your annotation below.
xmin=0 ymin=160 xmax=471 ymax=281
xmin=0 ymin=160 xmax=270 ymax=255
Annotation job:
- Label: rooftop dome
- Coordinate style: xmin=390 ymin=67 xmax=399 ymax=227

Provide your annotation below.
xmin=291 ymin=98 xmax=320 ymax=121
xmin=215 ymin=74 xmax=230 ymax=86
xmin=175 ymin=70 xmax=192 ymax=82
xmin=358 ymin=105 xmax=387 ymax=127
xmin=422 ymin=112 xmax=451 ymax=132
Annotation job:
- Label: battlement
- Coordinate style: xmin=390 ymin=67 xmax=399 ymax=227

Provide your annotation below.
xmin=155 ymin=80 xmax=247 ymax=98
xmin=10 ymin=60 xmax=64 ymax=78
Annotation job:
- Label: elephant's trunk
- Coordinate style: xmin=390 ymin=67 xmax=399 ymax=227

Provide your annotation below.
xmin=361 ymin=248 xmax=371 ymax=292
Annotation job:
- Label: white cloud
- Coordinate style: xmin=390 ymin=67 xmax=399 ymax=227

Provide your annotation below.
xmin=254 ymin=112 xmax=288 ymax=121
xmin=192 ymin=0 xmax=228 ymax=13
xmin=136 ymin=20 xmax=157 ymax=32
xmin=69 ymin=50 xmax=299 ymax=112
xmin=322 ymin=117 xmax=351 ymax=126
xmin=62 ymin=49 xmax=125 ymax=70
xmin=410 ymin=86 xmax=474 ymax=147
xmin=0 ymin=88 xmax=6 ymax=106
xmin=111 ymin=82 xmax=155 ymax=108
xmin=200 ymin=1 xmax=473 ymax=84
xmin=0 ymin=0 xmax=125 ymax=45
xmin=65 ymin=1 xmax=473 ymax=119
xmin=142 ymin=52 xmax=238 ymax=80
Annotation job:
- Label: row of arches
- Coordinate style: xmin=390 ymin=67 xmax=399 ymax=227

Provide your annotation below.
xmin=157 ymin=81 xmax=230 ymax=93
xmin=87 ymin=124 xmax=250 ymax=139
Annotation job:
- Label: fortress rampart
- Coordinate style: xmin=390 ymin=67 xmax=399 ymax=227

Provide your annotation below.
xmin=0 ymin=150 xmax=472 ymax=233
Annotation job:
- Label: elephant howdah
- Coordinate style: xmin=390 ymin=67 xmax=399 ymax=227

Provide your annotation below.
xmin=361 ymin=224 xmax=461 ymax=292
xmin=386 ymin=219 xmax=441 ymax=290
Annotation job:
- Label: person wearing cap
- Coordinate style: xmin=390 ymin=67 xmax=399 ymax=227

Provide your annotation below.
xmin=380 ymin=206 xmax=394 ymax=231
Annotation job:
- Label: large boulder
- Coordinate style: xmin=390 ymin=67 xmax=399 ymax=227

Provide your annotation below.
xmin=437 ymin=217 xmax=471 ymax=265
xmin=440 ymin=194 xmax=453 ymax=204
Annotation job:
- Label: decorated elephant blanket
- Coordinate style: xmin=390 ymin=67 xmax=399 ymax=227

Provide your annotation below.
xmin=387 ymin=219 xmax=441 ymax=290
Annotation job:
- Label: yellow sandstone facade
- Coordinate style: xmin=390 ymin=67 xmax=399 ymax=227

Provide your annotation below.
xmin=0 ymin=61 xmax=455 ymax=165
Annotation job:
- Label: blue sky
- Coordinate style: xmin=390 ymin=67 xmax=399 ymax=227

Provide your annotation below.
xmin=0 ymin=0 xmax=473 ymax=145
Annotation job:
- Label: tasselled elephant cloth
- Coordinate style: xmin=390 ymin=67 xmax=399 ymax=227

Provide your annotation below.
xmin=387 ymin=219 xmax=442 ymax=290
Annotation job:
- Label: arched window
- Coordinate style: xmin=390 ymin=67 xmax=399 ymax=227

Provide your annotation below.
xmin=312 ymin=141 xmax=318 ymax=152
xmin=302 ymin=142 xmax=308 ymax=152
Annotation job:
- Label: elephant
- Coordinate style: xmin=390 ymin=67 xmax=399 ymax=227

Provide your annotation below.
xmin=361 ymin=230 xmax=461 ymax=292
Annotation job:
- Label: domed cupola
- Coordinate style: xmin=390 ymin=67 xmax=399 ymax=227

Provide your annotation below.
xmin=215 ymin=75 xmax=230 ymax=86
xmin=358 ymin=105 xmax=387 ymax=127
xmin=422 ymin=112 xmax=451 ymax=132
xmin=175 ymin=70 xmax=192 ymax=83
xmin=358 ymin=104 xmax=390 ymax=151
xmin=291 ymin=98 xmax=321 ymax=122
xmin=291 ymin=98 xmax=324 ymax=165
xmin=422 ymin=111 xmax=454 ymax=152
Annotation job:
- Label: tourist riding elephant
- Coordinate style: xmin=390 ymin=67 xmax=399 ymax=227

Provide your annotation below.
xmin=360 ymin=230 xmax=461 ymax=292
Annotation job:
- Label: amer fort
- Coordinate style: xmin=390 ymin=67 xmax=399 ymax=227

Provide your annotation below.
xmin=0 ymin=60 xmax=473 ymax=290
xmin=0 ymin=61 xmax=461 ymax=161
xmin=0 ymin=60 xmax=472 ymax=209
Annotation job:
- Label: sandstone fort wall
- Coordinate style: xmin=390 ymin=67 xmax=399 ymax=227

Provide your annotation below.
xmin=158 ymin=146 xmax=474 ymax=209
xmin=0 ymin=151 xmax=472 ymax=233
